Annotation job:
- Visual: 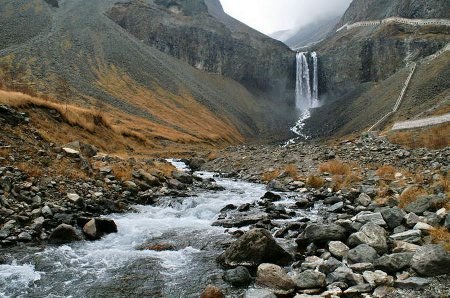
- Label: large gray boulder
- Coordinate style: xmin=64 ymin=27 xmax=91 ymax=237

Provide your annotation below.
xmin=404 ymin=196 xmax=432 ymax=215
xmin=49 ymin=224 xmax=81 ymax=244
xmin=348 ymin=222 xmax=387 ymax=254
xmin=347 ymin=244 xmax=378 ymax=264
xmin=374 ymin=253 xmax=414 ymax=273
xmin=411 ymin=245 xmax=450 ymax=276
xmin=296 ymin=224 xmax=347 ymax=247
xmin=217 ymin=229 xmax=293 ymax=268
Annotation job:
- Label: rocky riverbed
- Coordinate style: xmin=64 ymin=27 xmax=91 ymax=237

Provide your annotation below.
xmin=197 ymin=134 xmax=450 ymax=298
xmin=1 ymin=104 xmax=449 ymax=298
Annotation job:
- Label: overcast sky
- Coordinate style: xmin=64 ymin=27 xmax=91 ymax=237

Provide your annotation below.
xmin=220 ymin=0 xmax=352 ymax=34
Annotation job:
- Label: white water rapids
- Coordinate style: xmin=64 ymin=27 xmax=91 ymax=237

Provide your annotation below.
xmin=0 ymin=161 xmax=322 ymax=297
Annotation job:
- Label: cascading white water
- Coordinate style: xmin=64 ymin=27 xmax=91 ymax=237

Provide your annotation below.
xmin=291 ymin=51 xmax=320 ymax=138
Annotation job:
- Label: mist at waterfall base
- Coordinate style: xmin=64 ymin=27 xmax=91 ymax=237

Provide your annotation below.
xmin=290 ymin=51 xmax=321 ymax=139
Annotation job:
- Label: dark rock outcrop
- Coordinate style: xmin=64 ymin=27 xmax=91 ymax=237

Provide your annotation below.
xmin=49 ymin=224 xmax=81 ymax=244
xmin=217 ymin=228 xmax=293 ymax=268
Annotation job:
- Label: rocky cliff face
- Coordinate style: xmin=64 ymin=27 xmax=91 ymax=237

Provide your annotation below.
xmin=338 ymin=0 xmax=450 ymax=26
xmin=304 ymin=0 xmax=450 ymax=138
xmin=107 ymin=0 xmax=295 ymax=100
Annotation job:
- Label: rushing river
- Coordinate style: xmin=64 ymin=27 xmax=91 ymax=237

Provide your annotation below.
xmin=0 ymin=161 xmax=319 ymax=297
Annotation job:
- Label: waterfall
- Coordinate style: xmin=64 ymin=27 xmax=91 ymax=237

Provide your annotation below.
xmin=291 ymin=51 xmax=320 ymax=138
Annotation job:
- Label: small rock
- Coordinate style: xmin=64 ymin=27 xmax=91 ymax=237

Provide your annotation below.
xmin=356 ymin=193 xmax=371 ymax=207
xmin=41 ymin=206 xmax=53 ymax=218
xmin=389 ymin=230 xmax=421 ymax=244
xmin=256 ymin=263 xmax=295 ymax=295
xmin=293 ymin=270 xmax=326 ymax=289
xmin=380 ymin=207 xmax=405 ymax=229
xmin=392 ymin=241 xmax=420 ymax=253
xmin=347 ymin=244 xmax=378 ymax=264
xmin=223 ymin=266 xmax=252 ymax=287
xmin=362 ymin=270 xmax=393 ymax=287
xmin=372 ymin=285 xmax=396 ymax=298
xmin=395 ymin=277 xmax=431 ymax=289
xmin=62 ymin=147 xmax=80 ymax=157
xmin=83 ymin=218 xmax=118 ymax=240
xmin=374 ymin=253 xmax=413 ymax=273
xmin=343 ymin=284 xmax=372 ymax=295
xmin=18 ymin=232 xmax=32 ymax=241
xmin=404 ymin=213 xmax=420 ymax=227
xmin=67 ymin=193 xmax=82 ymax=204
xmin=353 ymin=211 xmax=386 ymax=226
xmin=200 ymin=285 xmax=224 ymax=298
xmin=297 ymin=224 xmax=347 ymax=247
xmin=348 ymin=222 xmax=387 ymax=254
xmin=245 ymin=289 xmax=277 ymax=298
xmin=329 ymin=241 xmax=350 ymax=258
xmin=413 ymin=222 xmax=433 ymax=231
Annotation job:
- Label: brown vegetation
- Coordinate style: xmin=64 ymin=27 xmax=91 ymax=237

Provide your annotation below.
xmin=319 ymin=160 xmax=351 ymax=176
xmin=284 ymin=164 xmax=299 ymax=178
xmin=306 ymin=175 xmax=325 ymax=189
xmin=430 ymin=227 xmax=450 ymax=251
xmin=16 ymin=158 xmax=89 ymax=181
xmin=376 ymin=165 xmax=396 ymax=180
xmin=388 ymin=123 xmax=450 ymax=149
xmin=262 ymin=169 xmax=281 ymax=182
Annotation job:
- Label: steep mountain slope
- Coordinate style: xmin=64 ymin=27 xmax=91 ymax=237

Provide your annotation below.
xmin=0 ymin=0 xmax=296 ymax=154
xmin=303 ymin=0 xmax=450 ymax=138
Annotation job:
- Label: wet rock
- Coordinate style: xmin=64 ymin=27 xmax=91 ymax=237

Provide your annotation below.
xmin=348 ymin=222 xmax=387 ymax=254
xmin=404 ymin=196 xmax=432 ymax=215
xmin=389 ymin=230 xmax=421 ymax=244
xmin=374 ymin=253 xmax=413 ymax=273
xmin=267 ymin=180 xmax=285 ymax=191
xmin=347 ymin=244 xmax=378 ymax=264
xmin=49 ymin=224 xmax=81 ymax=244
xmin=328 ymin=241 xmax=350 ymax=258
xmin=328 ymin=201 xmax=344 ymax=212
xmin=223 ymin=266 xmax=252 ymax=287
xmin=137 ymin=243 xmax=175 ymax=251
xmin=293 ymin=269 xmax=326 ymax=289
xmin=256 ymin=263 xmax=295 ymax=295
xmin=18 ymin=231 xmax=32 ymax=241
xmin=200 ymin=284 xmax=224 ymax=298
xmin=297 ymin=224 xmax=347 ymax=247
xmin=394 ymin=277 xmax=431 ymax=289
xmin=83 ymin=218 xmax=118 ymax=240
xmin=217 ymin=228 xmax=292 ymax=268
xmin=411 ymin=244 xmax=450 ymax=276
xmin=380 ymin=207 xmax=405 ymax=229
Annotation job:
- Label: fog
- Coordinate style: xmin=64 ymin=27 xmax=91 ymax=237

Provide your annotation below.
xmin=220 ymin=0 xmax=352 ymax=34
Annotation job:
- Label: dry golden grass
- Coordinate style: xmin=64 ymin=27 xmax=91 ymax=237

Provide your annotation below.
xmin=331 ymin=172 xmax=362 ymax=192
xmin=0 ymin=88 xmax=241 ymax=157
xmin=306 ymin=175 xmax=325 ymax=189
xmin=17 ymin=158 xmax=88 ymax=180
xmin=284 ymin=164 xmax=299 ymax=178
xmin=389 ymin=123 xmax=450 ymax=149
xmin=398 ymin=186 xmax=428 ymax=208
xmin=262 ymin=169 xmax=281 ymax=182
xmin=319 ymin=160 xmax=351 ymax=176
xmin=430 ymin=227 xmax=450 ymax=251
xmin=376 ymin=165 xmax=396 ymax=180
